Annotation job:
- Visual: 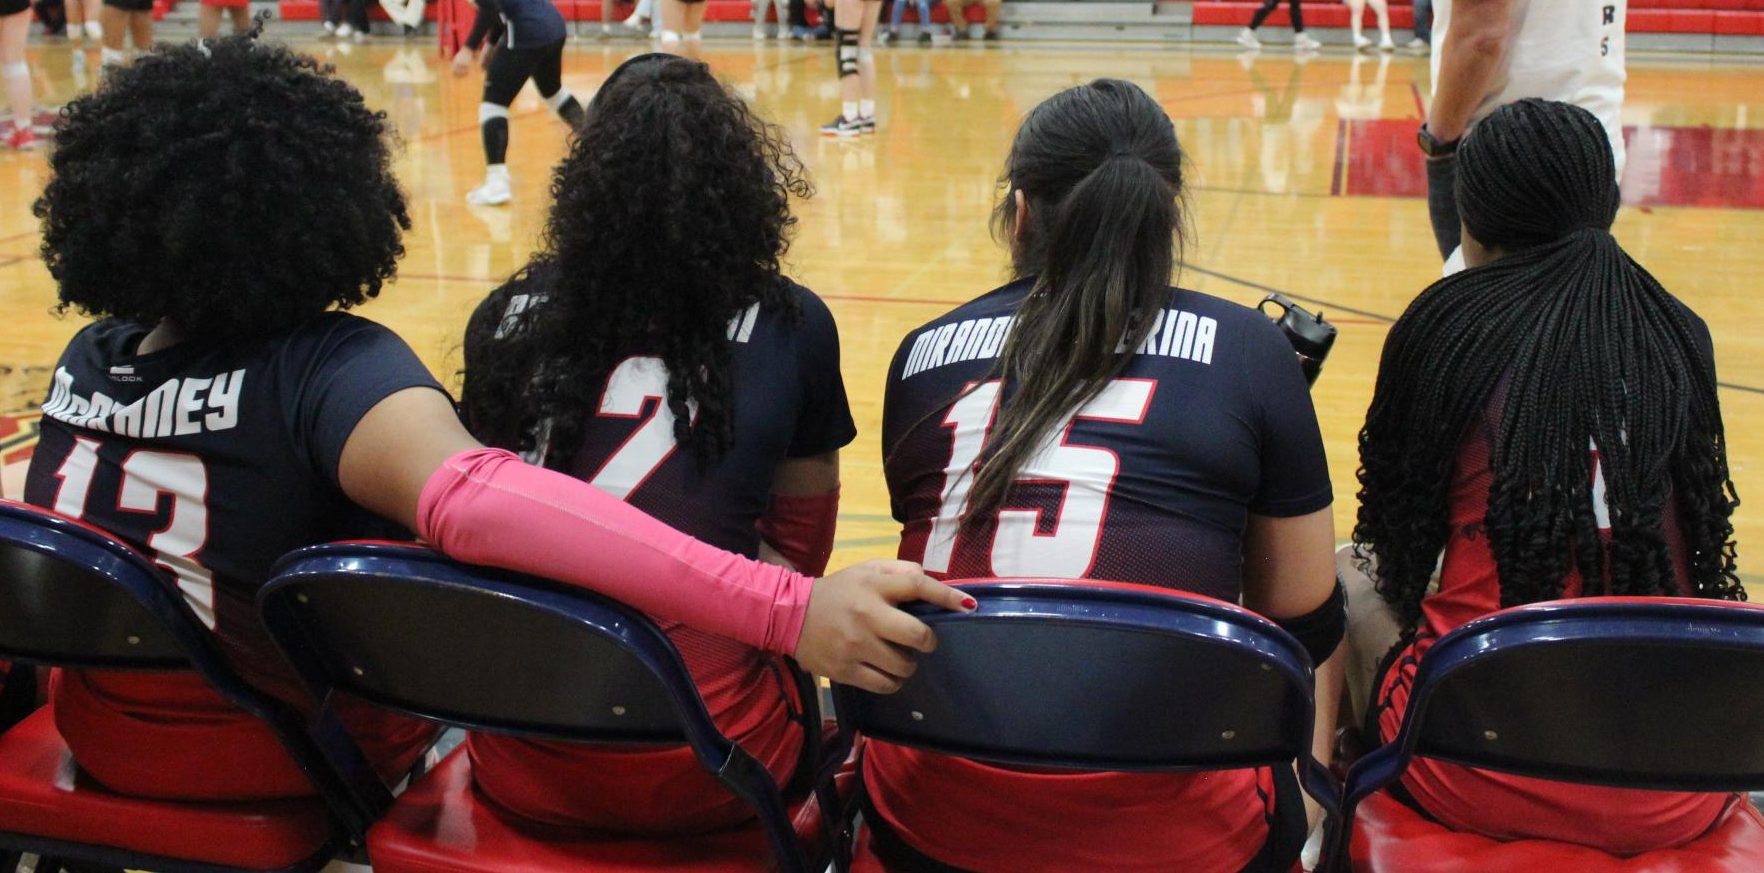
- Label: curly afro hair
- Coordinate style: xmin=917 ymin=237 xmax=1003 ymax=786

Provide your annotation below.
xmin=461 ymin=54 xmax=813 ymax=466
xmin=35 ymin=33 xmax=409 ymax=340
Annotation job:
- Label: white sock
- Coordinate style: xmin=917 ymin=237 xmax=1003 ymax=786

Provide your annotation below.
xmin=842 ymin=100 xmax=858 ymax=120
xmin=101 ymin=47 xmax=125 ymax=67
xmin=859 ymin=98 xmax=875 ymax=119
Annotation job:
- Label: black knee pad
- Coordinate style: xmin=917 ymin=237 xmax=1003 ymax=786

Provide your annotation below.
xmin=836 ymin=28 xmax=860 ymax=77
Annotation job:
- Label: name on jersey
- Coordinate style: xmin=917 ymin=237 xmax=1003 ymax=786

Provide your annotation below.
xmin=900 ymin=307 xmax=1217 ymax=380
xmin=41 ymin=366 xmax=246 ymax=437
xmin=497 ymin=294 xmax=761 ymax=344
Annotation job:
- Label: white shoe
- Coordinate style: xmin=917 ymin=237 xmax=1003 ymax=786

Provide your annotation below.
xmin=352 ymin=29 xmax=368 ymax=42
xmin=1403 ymin=36 xmax=1429 ymax=54
xmin=1353 ymin=34 xmax=1372 ymax=50
xmin=1294 ymin=33 xmax=1321 ymax=51
xmin=1236 ymin=27 xmax=1261 ymax=49
xmin=467 ymin=170 xmax=512 ymax=205
xmin=1379 ymin=36 xmax=1396 ymax=51
xmin=336 ymin=23 xmax=354 ymax=38
xmin=753 ymin=24 xmax=767 ymax=39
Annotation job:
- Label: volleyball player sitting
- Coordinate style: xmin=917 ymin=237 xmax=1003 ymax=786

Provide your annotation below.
xmin=1347 ymin=98 xmax=1750 ymax=854
xmin=458 ymin=53 xmax=872 ymax=833
xmin=25 ymin=36 xmax=965 ymax=804
xmin=869 ymin=79 xmax=1342 ymax=873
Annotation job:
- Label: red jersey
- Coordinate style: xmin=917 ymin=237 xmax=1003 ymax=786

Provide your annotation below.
xmin=1374 ymin=405 xmax=1733 ymax=854
xmin=869 ymin=281 xmax=1332 ymax=871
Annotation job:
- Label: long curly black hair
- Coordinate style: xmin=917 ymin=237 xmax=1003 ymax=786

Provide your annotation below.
xmin=35 ymin=31 xmax=409 ymax=340
xmin=460 ymin=54 xmax=811 ymax=466
xmin=1354 ymin=99 xmax=1742 ymax=629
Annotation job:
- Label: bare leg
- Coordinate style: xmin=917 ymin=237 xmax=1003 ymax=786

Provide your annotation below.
xmin=1368 ymin=0 xmax=1392 ymax=45
xmin=1346 ymin=0 xmax=1365 ymax=43
xmin=1336 ymin=545 xmax=1405 ymax=725
xmin=857 ymin=0 xmax=878 ymax=108
xmin=100 ymin=5 xmax=128 ymax=67
xmin=683 ymin=0 xmax=705 ymax=52
xmin=199 ymin=5 xmax=222 ymax=38
xmin=230 ymin=5 xmax=250 ymax=33
xmin=129 ymin=10 xmax=152 ymax=53
xmin=1 ymin=11 xmax=31 ymax=133
xmin=659 ymin=0 xmax=686 ymax=54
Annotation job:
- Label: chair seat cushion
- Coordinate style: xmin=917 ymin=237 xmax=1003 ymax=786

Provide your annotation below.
xmin=1351 ymin=789 xmax=1764 ymax=873
xmin=369 ymin=743 xmax=857 ymax=873
xmin=0 ymin=708 xmax=333 ymax=870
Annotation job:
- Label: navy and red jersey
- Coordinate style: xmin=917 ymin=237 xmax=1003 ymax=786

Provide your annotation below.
xmin=882 ymin=277 xmax=1332 ymax=599
xmin=23 ymin=314 xmax=442 ymax=800
xmin=461 ymin=274 xmax=856 ymax=832
xmin=1376 ymin=357 xmax=1734 ymax=855
xmin=869 ymin=278 xmax=1331 ymax=873
xmin=465 ymin=0 xmax=567 ymax=50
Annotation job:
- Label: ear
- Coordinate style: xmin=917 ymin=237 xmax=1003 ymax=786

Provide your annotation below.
xmin=1012 ymin=188 xmax=1029 ymax=240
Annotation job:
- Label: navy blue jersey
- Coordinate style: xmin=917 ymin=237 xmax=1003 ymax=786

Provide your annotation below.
xmin=23 ymin=314 xmax=442 ymax=693
xmin=468 ymin=0 xmax=566 ymax=50
xmin=465 ymin=276 xmax=857 ymax=557
xmin=882 ymin=279 xmax=1331 ymax=601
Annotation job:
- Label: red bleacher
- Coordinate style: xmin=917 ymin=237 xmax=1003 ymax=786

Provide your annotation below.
xmin=1191 ymin=0 xmax=1764 ymax=36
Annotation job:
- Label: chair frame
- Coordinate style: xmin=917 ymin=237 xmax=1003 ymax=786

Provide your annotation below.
xmin=1320 ymin=596 xmax=1764 ymax=873
xmin=260 ymin=541 xmax=855 ymax=873
xmin=0 ymin=500 xmax=370 ymax=873
xmin=833 ymin=579 xmax=1342 ymax=868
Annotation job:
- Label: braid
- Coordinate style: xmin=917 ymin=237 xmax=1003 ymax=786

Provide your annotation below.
xmin=1355 ymin=99 xmax=1741 ymax=628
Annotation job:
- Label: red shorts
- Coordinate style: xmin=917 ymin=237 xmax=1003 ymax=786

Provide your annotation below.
xmin=200 ymin=0 xmax=250 ymax=9
xmin=864 ymin=742 xmax=1273 ymax=873
xmin=1376 ymin=639 xmax=1733 ymax=854
xmin=52 ymin=668 xmax=435 ymax=802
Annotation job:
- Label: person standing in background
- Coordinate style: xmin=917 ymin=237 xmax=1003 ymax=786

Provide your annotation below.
xmin=1238 ymin=0 xmax=1322 ymax=52
xmin=1418 ymin=0 xmax=1626 ymax=266
xmin=2 ymin=0 xmax=37 ymax=149
xmin=1405 ymin=0 xmax=1431 ymax=52
xmin=97 ymin=0 xmax=152 ymax=70
xmin=820 ymin=0 xmax=879 ymax=135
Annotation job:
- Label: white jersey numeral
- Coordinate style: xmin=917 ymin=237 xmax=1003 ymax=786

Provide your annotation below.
xmin=52 ymin=443 xmax=216 ymax=628
xmin=923 ymin=379 xmax=1157 ymax=578
xmin=588 ymin=357 xmax=697 ymax=501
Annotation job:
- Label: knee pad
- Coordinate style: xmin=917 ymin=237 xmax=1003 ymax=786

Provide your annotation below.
xmin=479 ymin=102 xmax=511 ymax=124
xmin=2 ymin=62 xmax=27 ymax=81
xmin=836 ymin=28 xmax=859 ymax=77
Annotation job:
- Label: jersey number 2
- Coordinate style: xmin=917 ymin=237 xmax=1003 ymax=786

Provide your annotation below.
xmin=922 ymin=379 xmax=1156 ymax=578
xmin=588 ymin=357 xmax=698 ymax=501
xmin=51 ymin=437 xmax=216 ymax=629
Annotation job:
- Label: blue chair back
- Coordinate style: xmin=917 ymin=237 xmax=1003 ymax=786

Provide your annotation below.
xmin=0 ymin=500 xmax=372 ymax=861
xmin=259 ymin=542 xmax=846 ymax=873
xmin=1324 ymin=597 xmax=1764 ymax=870
xmin=835 ymin=580 xmax=1330 ymax=776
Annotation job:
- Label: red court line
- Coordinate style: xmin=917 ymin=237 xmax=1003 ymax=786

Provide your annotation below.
xmin=1330 ymin=119 xmax=1348 ymax=197
xmin=0 ymin=231 xmax=34 ymax=246
xmin=1409 ymin=82 xmax=1426 ymax=120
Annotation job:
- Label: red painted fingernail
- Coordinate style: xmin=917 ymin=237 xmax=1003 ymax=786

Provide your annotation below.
xmin=961 ymin=596 xmax=978 ymax=611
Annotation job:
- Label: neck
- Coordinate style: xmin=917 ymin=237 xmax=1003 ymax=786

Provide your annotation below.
xmin=137 ymin=320 xmax=187 ymax=355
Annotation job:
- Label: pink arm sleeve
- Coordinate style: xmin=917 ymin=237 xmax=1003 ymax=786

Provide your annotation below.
xmin=416 ymin=447 xmax=814 ymax=655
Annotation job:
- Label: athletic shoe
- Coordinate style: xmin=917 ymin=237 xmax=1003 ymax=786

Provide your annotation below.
xmin=857 ymin=116 xmax=877 ymax=134
xmin=5 ymin=125 xmax=42 ymax=152
xmin=352 ymin=29 xmax=368 ymax=42
xmin=1379 ymin=36 xmax=1396 ymax=51
xmin=879 ymin=28 xmax=895 ymax=45
xmin=753 ymin=24 xmax=767 ymax=39
xmin=1353 ymin=34 xmax=1372 ymax=51
xmin=336 ymin=23 xmax=354 ymax=39
xmin=917 ymin=30 xmax=932 ymax=44
xmin=1236 ymin=28 xmax=1261 ymax=49
xmin=820 ymin=115 xmax=865 ymax=137
xmin=1403 ymin=36 xmax=1429 ymax=54
xmin=983 ymin=29 xmax=1000 ymax=41
xmin=467 ymin=178 xmax=512 ymax=206
xmin=1293 ymin=33 xmax=1321 ymax=51
xmin=31 ymin=109 xmax=58 ymax=135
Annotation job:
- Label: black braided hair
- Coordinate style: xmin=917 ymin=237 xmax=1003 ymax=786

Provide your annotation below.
xmin=1354 ymin=99 xmax=1741 ymax=629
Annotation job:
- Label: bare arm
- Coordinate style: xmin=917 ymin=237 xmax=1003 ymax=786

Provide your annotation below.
xmin=334 ymin=388 xmax=971 ymax=692
xmin=1242 ymin=507 xmax=1339 ymax=831
xmin=1426 ymin=0 xmax=1516 ymax=142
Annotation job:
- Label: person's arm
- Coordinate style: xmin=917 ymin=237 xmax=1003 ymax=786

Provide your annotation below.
xmin=1425 ymin=0 xmax=1516 ymax=143
xmin=336 ymin=387 xmax=971 ymax=693
xmin=756 ymin=451 xmax=841 ymax=575
xmin=1241 ymin=508 xmax=1340 ymax=832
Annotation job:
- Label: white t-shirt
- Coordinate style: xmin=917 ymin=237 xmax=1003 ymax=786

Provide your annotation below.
xmin=1431 ymin=0 xmax=1628 ymax=174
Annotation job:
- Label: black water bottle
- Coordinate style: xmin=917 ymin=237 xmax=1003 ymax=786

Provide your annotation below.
xmin=1258 ymin=293 xmax=1336 ymax=386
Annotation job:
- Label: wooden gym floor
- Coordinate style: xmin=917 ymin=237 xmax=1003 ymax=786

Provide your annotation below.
xmin=2 ymin=38 xmax=1761 ymax=593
